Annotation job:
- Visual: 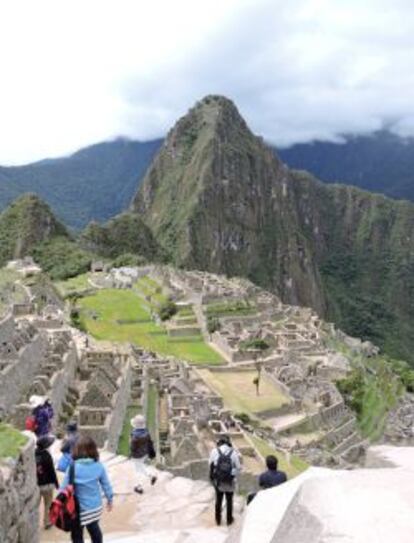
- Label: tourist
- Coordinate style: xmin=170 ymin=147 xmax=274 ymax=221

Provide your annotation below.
xmin=57 ymin=421 xmax=79 ymax=473
xmin=129 ymin=414 xmax=157 ymax=494
xmin=258 ymin=454 xmax=287 ymax=490
xmin=29 ymin=395 xmax=54 ymax=437
xmin=61 ymin=436 xmax=113 ymax=543
xmin=209 ymin=435 xmax=241 ymax=526
xmin=35 ymin=435 xmax=59 ymax=530
xmin=247 ymin=454 xmax=287 ymax=504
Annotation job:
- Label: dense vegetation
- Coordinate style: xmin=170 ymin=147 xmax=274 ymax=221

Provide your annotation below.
xmin=0 ymin=138 xmax=162 ymax=229
xmin=336 ymin=355 xmax=407 ymax=441
xmin=80 ymin=212 xmax=163 ymax=262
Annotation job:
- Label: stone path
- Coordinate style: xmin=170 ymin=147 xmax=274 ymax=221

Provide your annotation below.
xmin=40 ymin=450 xmax=238 ymax=543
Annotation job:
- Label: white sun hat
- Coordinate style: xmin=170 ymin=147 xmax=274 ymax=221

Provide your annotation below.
xmin=130 ymin=414 xmax=146 ymax=429
xmin=29 ymin=395 xmax=46 ymax=409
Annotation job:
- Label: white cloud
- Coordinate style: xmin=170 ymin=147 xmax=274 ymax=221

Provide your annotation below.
xmin=0 ymin=0 xmax=413 ymax=163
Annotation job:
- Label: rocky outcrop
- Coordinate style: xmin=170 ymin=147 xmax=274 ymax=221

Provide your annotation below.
xmin=228 ymin=450 xmax=414 ymax=543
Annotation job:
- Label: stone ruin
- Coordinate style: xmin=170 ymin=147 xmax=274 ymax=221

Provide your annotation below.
xmin=78 ymin=352 xmax=132 ymax=451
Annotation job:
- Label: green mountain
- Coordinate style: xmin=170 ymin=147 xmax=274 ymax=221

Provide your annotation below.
xmin=80 ymin=212 xmax=164 ymax=262
xmin=132 ymin=95 xmax=414 ymax=365
xmin=0 ymin=194 xmax=92 ymax=279
xmin=0 ymin=139 xmax=162 ymax=230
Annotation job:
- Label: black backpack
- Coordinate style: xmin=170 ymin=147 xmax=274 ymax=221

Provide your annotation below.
xmin=215 ymin=449 xmax=234 ymax=484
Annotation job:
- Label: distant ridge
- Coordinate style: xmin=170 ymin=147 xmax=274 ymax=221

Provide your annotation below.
xmin=0 ymin=139 xmax=162 ymax=229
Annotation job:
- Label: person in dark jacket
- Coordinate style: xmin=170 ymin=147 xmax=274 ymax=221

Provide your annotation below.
xmin=258 ymin=454 xmax=287 ymax=489
xmin=30 ymin=395 xmax=54 ymax=437
xmin=35 ymin=435 xmax=59 ymax=529
xmin=247 ymin=454 xmax=287 ymax=505
xmin=129 ymin=414 xmax=157 ymax=494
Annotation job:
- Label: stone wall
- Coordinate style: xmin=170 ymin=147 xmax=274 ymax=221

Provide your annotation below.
xmin=0 ymin=324 xmax=46 ymax=414
xmin=105 ymin=359 xmax=132 ymax=452
xmin=0 ymin=313 xmax=15 ymax=343
xmin=0 ymin=434 xmax=39 ymax=543
xmin=48 ymin=344 xmax=78 ymax=424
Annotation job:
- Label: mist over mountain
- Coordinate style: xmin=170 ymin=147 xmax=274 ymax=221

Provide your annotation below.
xmin=277 ymin=130 xmax=414 ymax=202
xmin=1 ymin=127 xmax=414 ymax=234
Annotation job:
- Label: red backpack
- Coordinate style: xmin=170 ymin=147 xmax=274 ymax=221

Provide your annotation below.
xmin=49 ymin=463 xmax=78 ymax=532
xmin=25 ymin=415 xmax=38 ymax=432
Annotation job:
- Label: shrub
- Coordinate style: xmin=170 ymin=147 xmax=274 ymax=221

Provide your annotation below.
xmin=240 ymin=338 xmax=270 ymax=351
xmin=207 ymin=317 xmax=221 ymax=334
xmin=158 ymin=299 xmax=177 ymax=321
xmin=112 ymin=253 xmax=147 ymax=268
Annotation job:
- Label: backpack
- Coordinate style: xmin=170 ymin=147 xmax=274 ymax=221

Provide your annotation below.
xmin=25 ymin=415 xmax=37 ymax=432
xmin=49 ymin=463 xmax=78 ymax=532
xmin=214 ymin=449 xmax=234 ymax=484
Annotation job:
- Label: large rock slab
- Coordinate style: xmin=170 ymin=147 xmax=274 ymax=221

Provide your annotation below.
xmin=227 ymin=452 xmax=414 ymax=543
xmin=273 ymin=468 xmax=414 ymax=543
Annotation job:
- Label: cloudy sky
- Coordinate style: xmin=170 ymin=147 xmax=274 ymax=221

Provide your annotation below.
xmin=1 ymin=0 xmax=413 ymax=164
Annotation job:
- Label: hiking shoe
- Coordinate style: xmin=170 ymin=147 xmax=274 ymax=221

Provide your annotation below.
xmin=134 ymin=485 xmax=144 ymax=494
xmin=151 ymin=476 xmax=157 ymax=486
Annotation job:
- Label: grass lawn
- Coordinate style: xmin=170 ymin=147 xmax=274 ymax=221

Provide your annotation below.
xmin=78 ymin=289 xmax=224 ymax=365
xmin=0 ymin=424 xmax=27 ymax=458
xmin=198 ymin=369 xmax=290 ymax=415
xmin=135 ymin=276 xmax=167 ymax=306
xmin=117 ymin=406 xmax=140 ymax=456
xmin=55 ymin=273 xmax=91 ymax=297
xmin=250 ymin=435 xmax=309 ymax=479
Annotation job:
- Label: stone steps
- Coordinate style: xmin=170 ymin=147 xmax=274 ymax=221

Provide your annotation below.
xmin=333 ymin=431 xmax=362 ymax=455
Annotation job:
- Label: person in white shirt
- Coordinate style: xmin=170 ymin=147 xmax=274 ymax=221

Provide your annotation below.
xmin=209 ymin=435 xmax=241 ymax=526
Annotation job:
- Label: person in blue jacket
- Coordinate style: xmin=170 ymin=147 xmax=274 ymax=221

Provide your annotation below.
xmin=61 ymin=436 xmax=113 ymax=543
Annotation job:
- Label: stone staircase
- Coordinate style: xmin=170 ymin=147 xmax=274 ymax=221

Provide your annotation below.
xmin=40 ymin=448 xmax=238 ymax=543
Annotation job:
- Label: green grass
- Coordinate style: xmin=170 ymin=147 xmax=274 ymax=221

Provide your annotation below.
xmin=54 ymin=273 xmax=91 ymax=297
xmin=0 ymin=424 xmax=28 ymax=458
xmin=198 ymin=369 xmax=290 ymax=415
xmin=250 ymin=435 xmax=309 ymax=479
xmin=78 ymin=289 xmax=223 ymax=365
xmin=135 ymin=276 xmax=167 ymax=306
xmin=117 ymin=406 xmax=140 ymax=456
xmin=177 ymin=306 xmax=195 ymax=317
xmin=146 ymin=384 xmax=158 ymax=439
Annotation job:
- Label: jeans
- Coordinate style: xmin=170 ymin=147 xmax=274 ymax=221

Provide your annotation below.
xmin=71 ymin=520 xmax=103 ymax=543
xmin=132 ymin=456 xmax=154 ymax=488
xmin=215 ymin=489 xmax=234 ymax=526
